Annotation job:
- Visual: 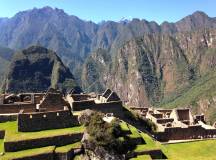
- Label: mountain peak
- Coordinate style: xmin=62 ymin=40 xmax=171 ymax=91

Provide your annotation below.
xmin=22 ymin=46 xmax=49 ymax=55
xmin=3 ymin=46 xmax=79 ymax=93
xmin=191 ymin=11 xmax=209 ymax=18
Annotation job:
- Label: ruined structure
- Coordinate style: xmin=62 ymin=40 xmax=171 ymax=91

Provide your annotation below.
xmin=0 ymin=88 xmax=83 ymax=159
xmin=18 ymin=109 xmax=79 ymax=132
xmin=131 ymin=107 xmax=216 ymax=142
xmin=66 ymin=88 xmax=123 ymax=117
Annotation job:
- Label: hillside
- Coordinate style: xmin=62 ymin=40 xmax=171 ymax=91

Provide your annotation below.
xmin=0 ymin=46 xmax=14 ymax=85
xmin=1 ymin=46 xmax=79 ymax=93
xmin=161 ymin=70 xmax=216 ymax=123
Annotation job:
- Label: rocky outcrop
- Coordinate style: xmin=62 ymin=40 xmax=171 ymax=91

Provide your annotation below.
xmin=2 ymin=46 xmax=79 ymax=93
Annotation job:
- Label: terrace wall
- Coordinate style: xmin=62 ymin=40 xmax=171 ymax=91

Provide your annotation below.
xmin=55 ymin=148 xmax=82 ymax=160
xmin=0 ymin=130 xmax=5 ymax=139
xmin=12 ymin=152 xmax=54 ymax=160
xmin=18 ymin=110 xmax=79 ymax=132
xmin=4 ymin=133 xmax=83 ymax=152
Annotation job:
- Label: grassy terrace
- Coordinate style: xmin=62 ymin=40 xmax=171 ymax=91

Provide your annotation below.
xmin=1 ymin=146 xmax=55 ymax=160
xmin=163 ymin=140 xmax=216 ymax=160
xmin=1 ymin=120 xmax=216 ymax=159
xmin=127 ymin=124 xmax=142 ymax=139
xmin=55 ymin=141 xmax=82 ymax=153
xmin=134 ymin=132 xmax=161 ymax=152
xmin=0 ymin=121 xmax=84 ymax=142
xmin=120 ymin=121 xmax=130 ymax=132
xmin=0 ymin=139 xmax=4 ymax=153
xmin=130 ymin=155 xmax=152 ymax=160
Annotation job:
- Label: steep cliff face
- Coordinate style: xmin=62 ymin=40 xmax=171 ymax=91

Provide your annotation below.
xmin=106 ymin=33 xmax=190 ymax=107
xmin=2 ymin=46 xmax=79 ymax=93
xmin=81 ymin=29 xmax=216 ymax=111
xmin=81 ymin=48 xmax=111 ymax=93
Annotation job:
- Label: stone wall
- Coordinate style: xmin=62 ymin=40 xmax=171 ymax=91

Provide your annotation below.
xmin=18 ymin=110 xmax=79 ymax=132
xmin=4 ymin=133 xmax=83 ymax=152
xmin=38 ymin=89 xmax=69 ymax=111
xmin=33 ymin=93 xmax=44 ymax=104
xmin=12 ymin=152 xmax=54 ymax=160
xmin=0 ymin=130 xmax=5 ymax=139
xmin=93 ymin=101 xmax=123 ymax=117
xmin=72 ymin=100 xmax=123 ymax=117
xmin=55 ymin=148 xmax=83 ymax=160
xmin=156 ymin=118 xmax=174 ymax=124
xmin=72 ymin=100 xmax=95 ymax=111
xmin=70 ymin=94 xmax=91 ymax=101
xmin=154 ymin=125 xmax=216 ymax=142
xmin=0 ymin=114 xmax=17 ymax=123
xmin=0 ymin=104 xmax=36 ymax=114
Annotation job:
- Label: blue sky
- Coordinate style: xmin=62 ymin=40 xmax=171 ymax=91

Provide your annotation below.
xmin=0 ymin=0 xmax=215 ymax=24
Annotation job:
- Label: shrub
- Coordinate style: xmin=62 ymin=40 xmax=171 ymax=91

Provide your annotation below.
xmin=85 ymin=111 xmax=126 ymax=153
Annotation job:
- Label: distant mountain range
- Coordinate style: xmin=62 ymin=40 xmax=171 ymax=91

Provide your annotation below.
xmin=0 ymin=7 xmax=215 ymax=71
xmin=0 ymin=7 xmax=216 ymax=122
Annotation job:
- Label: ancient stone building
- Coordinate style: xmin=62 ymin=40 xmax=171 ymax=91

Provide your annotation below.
xmin=66 ymin=88 xmax=123 ymax=117
xmin=131 ymin=107 xmax=216 ymax=142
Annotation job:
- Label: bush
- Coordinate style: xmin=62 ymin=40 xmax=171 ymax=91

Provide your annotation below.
xmin=85 ymin=111 xmax=126 ymax=153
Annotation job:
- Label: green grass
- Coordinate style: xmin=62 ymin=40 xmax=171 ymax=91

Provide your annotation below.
xmin=0 ymin=139 xmax=4 ymax=153
xmin=1 ymin=146 xmax=55 ymax=160
xmin=162 ymin=140 xmax=216 ymax=160
xmin=73 ymin=111 xmax=82 ymax=116
xmin=120 ymin=122 xmax=130 ymax=132
xmin=130 ymin=154 xmax=152 ymax=160
xmin=55 ymin=142 xmax=81 ymax=153
xmin=0 ymin=121 xmax=84 ymax=142
xmin=133 ymin=133 xmax=161 ymax=152
xmin=127 ymin=124 xmax=142 ymax=139
xmin=2 ymin=119 xmax=216 ymax=159
xmin=73 ymin=154 xmax=82 ymax=160
xmin=7 ymin=125 xmax=84 ymax=142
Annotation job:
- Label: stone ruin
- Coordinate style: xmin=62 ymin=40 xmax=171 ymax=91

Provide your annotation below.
xmin=0 ymin=87 xmax=125 ymax=159
xmin=0 ymin=88 xmax=70 ymax=122
xmin=131 ymin=107 xmax=216 ymax=142
xmin=0 ymin=87 xmax=123 ymax=124
xmin=18 ymin=109 xmax=79 ymax=132
xmin=37 ymin=88 xmax=70 ymax=112
xmin=0 ymin=88 xmax=83 ymax=159
xmin=66 ymin=88 xmax=123 ymax=117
